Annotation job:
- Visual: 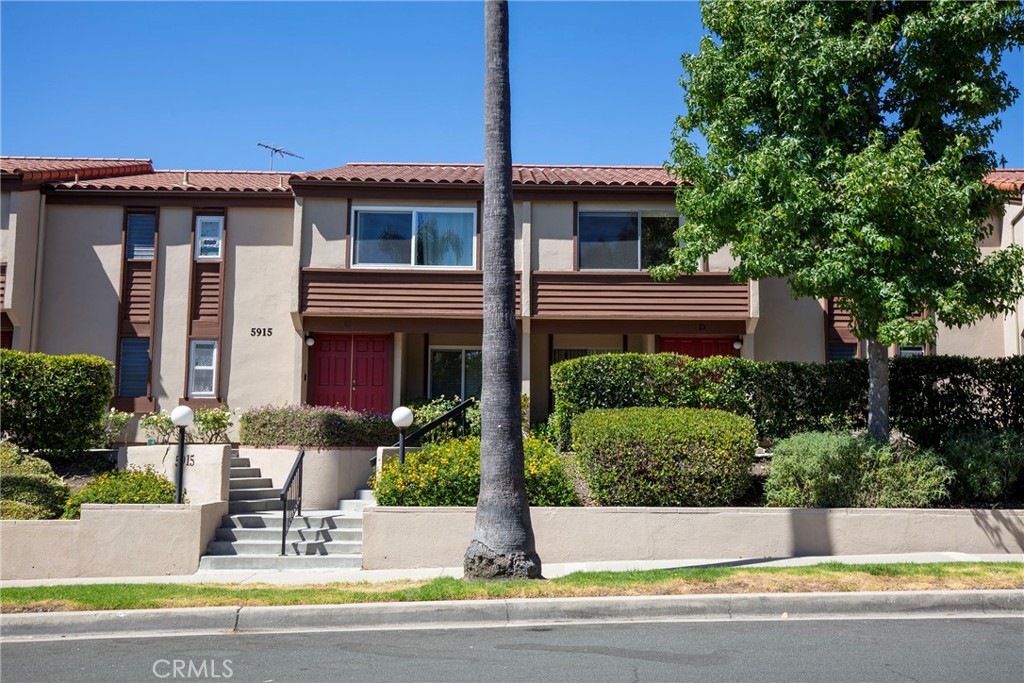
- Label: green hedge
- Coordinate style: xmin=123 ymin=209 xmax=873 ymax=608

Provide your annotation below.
xmin=765 ymin=432 xmax=953 ymax=508
xmin=0 ymin=445 xmax=70 ymax=519
xmin=938 ymin=429 xmax=1024 ymax=505
xmin=372 ymin=436 xmax=579 ymax=507
xmin=551 ymin=353 xmax=1023 ymax=448
xmin=0 ymin=350 xmax=113 ymax=456
xmin=0 ymin=499 xmax=52 ymax=520
xmin=239 ymin=404 xmax=398 ymax=448
xmin=63 ymin=467 xmax=177 ymax=519
xmin=572 ymin=407 xmax=756 ymax=507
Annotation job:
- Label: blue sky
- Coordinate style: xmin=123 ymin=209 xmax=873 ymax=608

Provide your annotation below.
xmin=1 ymin=1 xmax=1021 ymax=173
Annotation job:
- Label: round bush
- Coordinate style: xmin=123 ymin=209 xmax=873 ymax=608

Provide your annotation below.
xmin=572 ymin=407 xmax=756 ymax=507
xmin=0 ymin=443 xmax=58 ymax=477
xmin=766 ymin=431 xmax=953 ymax=508
xmin=1 ymin=473 xmax=70 ymax=518
xmin=63 ymin=467 xmax=177 ymax=519
xmin=373 ymin=436 xmax=579 ymax=507
xmin=0 ymin=499 xmax=51 ymax=520
xmin=939 ymin=429 xmax=1024 ymax=504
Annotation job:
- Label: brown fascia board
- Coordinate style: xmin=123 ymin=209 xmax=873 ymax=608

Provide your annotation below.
xmin=288 ymin=179 xmax=678 ymax=201
xmin=43 ymin=188 xmax=294 ymax=208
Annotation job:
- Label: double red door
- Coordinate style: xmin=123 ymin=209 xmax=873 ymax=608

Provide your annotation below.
xmin=311 ymin=335 xmax=390 ymax=412
xmin=659 ymin=336 xmax=739 ymax=358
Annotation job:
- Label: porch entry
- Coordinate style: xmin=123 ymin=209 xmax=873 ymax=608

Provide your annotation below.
xmin=310 ymin=334 xmax=391 ymax=412
xmin=659 ymin=336 xmax=739 ymax=358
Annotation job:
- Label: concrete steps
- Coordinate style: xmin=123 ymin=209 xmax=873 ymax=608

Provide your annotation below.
xmin=199 ymin=455 xmax=366 ymax=571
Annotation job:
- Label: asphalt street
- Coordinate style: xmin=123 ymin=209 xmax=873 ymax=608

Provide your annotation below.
xmin=2 ymin=616 xmax=1022 ymax=683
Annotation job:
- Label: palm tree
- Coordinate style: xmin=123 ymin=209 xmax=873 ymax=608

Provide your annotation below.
xmin=463 ymin=0 xmax=541 ymax=580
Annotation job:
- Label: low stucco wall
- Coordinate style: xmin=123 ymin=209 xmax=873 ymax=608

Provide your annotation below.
xmin=362 ymin=507 xmax=1024 ymax=569
xmin=240 ymin=447 xmax=376 ymax=509
xmin=119 ymin=444 xmax=231 ymax=505
xmin=0 ymin=502 xmax=227 ymax=580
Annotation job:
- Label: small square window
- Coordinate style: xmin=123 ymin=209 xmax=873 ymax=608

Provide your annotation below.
xmin=188 ymin=340 xmax=218 ymax=398
xmin=195 ymin=216 xmax=224 ymax=260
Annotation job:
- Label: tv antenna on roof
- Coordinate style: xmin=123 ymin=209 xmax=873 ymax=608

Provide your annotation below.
xmin=257 ymin=142 xmax=304 ymax=170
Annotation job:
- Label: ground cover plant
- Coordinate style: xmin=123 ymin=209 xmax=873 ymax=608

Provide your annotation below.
xmin=373 ymin=436 xmax=579 ymax=507
xmin=765 ymin=432 xmax=953 ymax=508
xmin=572 ymin=407 xmax=756 ymax=507
xmin=1 ymin=562 xmax=1020 ymax=613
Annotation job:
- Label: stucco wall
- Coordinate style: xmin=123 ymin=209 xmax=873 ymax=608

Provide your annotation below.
xmin=120 ymin=444 xmax=231 ymax=506
xmin=4 ymin=191 xmax=41 ymax=344
xmin=152 ymin=207 xmax=191 ymax=410
xmin=37 ymin=205 xmax=122 ymax=359
xmin=532 ymin=201 xmax=574 ymax=272
xmin=239 ymin=447 xmax=377 ymax=509
xmin=753 ymin=278 xmax=826 ymax=362
xmin=302 ymin=197 xmax=347 ymax=269
xmin=0 ymin=502 xmax=226 ymax=580
xmin=222 ymin=207 xmax=297 ymax=422
xmin=362 ymin=507 xmax=1024 ymax=570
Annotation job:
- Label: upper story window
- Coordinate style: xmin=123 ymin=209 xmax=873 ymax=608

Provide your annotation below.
xmin=195 ymin=215 xmax=224 ymax=260
xmin=126 ymin=212 xmax=156 ymax=260
xmin=188 ymin=339 xmax=218 ymax=398
xmin=352 ymin=208 xmax=476 ymax=268
xmin=577 ymin=211 xmax=679 ymax=270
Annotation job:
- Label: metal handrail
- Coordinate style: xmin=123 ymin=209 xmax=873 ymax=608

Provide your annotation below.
xmin=279 ymin=448 xmax=305 ymax=556
xmin=392 ymin=398 xmax=475 ymax=448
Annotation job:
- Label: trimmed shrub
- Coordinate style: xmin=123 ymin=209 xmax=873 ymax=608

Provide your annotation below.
xmin=572 ymin=407 xmax=756 ymax=507
xmin=0 ymin=350 xmax=113 ymax=456
xmin=373 ymin=436 xmax=580 ymax=507
xmin=0 ymin=499 xmax=51 ymax=520
xmin=551 ymin=353 xmax=1023 ymax=448
xmin=239 ymin=405 xmax=398 ymax=448
xmin=765 ymin=432 xmax=953 ymax=508
xmin=939 ymin=429 xmax=1024 ymax=504
xmin=192 ymin=405 xmax=234 ymax=443
xmin=0 ymin=444 xmax=70 ymax=519
xmin=63 ymin=466 xmax=177 ymax=519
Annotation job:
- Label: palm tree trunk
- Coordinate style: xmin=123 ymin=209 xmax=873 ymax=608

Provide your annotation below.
xmin=464 ymin=0 xmax=541 ymax=580
xmin=866 ymin=339 xmax=890 ymax=441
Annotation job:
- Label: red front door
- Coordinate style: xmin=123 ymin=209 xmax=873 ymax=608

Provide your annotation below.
xmin=311 ymin=334 xmax=391 ymax=412
xmin=659 ymin=336 xmax=739 ymax=358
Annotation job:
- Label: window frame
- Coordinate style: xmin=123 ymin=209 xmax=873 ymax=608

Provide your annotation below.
xmin=576 ymin=210 xmax=684 ymax=272
xmin=427 ymin=345 xmax=482 ymax=400
xmin=187 ymin=339 xmax=218 ymax=399
xmin=350 ymin=205 xmax=477 ymax=269
xmin=194 ymin=215 xmax=225 ymax=261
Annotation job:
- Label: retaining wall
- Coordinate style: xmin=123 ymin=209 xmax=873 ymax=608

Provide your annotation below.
xmin=362 ymin=506 xmax=1024 ymax=569
xmin=239 ymin=447 xmax=377 ymax=509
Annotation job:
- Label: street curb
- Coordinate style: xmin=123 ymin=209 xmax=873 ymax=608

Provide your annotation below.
xmin=3 ymin=590 xmax=1021 ymax=639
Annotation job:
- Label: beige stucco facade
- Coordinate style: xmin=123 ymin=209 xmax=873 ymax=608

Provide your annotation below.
xmin=2 ymin=164 xmax=1019 ymax=435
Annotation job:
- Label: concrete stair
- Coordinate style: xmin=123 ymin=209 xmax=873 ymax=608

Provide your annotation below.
xmin=197 ymin=455 xmax=365 ymax=571
xmin=339 ymin=488 xmax=376 ymax=513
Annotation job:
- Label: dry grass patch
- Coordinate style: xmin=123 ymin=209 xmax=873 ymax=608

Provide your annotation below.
xmin=2 ymin=563 xmax=1021 ymax=613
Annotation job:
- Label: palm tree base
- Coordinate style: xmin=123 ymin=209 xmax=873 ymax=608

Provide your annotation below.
xmin=464 ymin=540 xmax=542 ymax=580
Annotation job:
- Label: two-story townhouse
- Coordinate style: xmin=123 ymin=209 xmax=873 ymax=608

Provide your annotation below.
xmin=2 ymin=157 xmax=1021 ymax=436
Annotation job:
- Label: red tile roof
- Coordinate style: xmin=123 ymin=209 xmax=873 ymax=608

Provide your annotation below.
xmin=0 ymin=156 xmax=153 ymax=183
xmin=293 ymin=163 xmax=677 ymax=187
xmin=986 ymin=169 xmax=1024 ymax=194
xmin=53 ymin=170 xmax=292 ymax=193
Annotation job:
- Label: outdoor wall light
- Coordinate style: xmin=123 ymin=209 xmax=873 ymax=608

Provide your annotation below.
xmin=733 ymin=338 xmax=744 ymax=350
xmin=170 ymin=406 xmax=194 ymax=505
xmin=392 ymin=406 xmax=415 ymax=466
xmin=305 ymin=334 xmax=315 ymax=347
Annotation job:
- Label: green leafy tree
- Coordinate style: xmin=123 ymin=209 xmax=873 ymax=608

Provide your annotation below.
xmin=654 ymin=0 xmax=1024 ymax=441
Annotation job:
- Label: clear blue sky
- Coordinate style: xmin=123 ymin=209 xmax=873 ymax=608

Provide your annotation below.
xmin=2 ymin=1 xmax=1021 ymax=173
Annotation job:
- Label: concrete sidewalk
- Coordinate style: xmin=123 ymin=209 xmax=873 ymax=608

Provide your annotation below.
xmin=3 ymin=552 xmax=1021 ymax=588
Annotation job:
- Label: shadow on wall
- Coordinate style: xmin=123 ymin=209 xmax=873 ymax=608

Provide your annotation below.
xmin=971 ymin=509 xmax=1024 ymax=552
xmin=789 ymin=508 xmax=833 ymax=557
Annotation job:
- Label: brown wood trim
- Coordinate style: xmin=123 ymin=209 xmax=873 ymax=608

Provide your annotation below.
xmin=0 ymin=262 xmax=7 ymax=310
xmin=148 ymin=211 xmax=160 ymax=400
xmin=111 ymin=396 xmax=155 ymax=414
xmin=476 ymin=200 xmax=483 ymax=271
xmin=184 ymin=210 xmax=227 ymax=401
xmin=183 ymin=210 xmax=199 ymax=395
xmin=290 ymin=181 xmax=677 ymax=203
xmin=44 ymin=191 xmax=293 ymax=208
xmin=177 ymin=397 xmax=223 ymax=409
xmin=216 ymin=211 xmax=227 ymax=401
xmin=344 ymin=198 xmax=352 ymax=269
xmin=303 ymin=316 xmax=514 ymax=335
xmin=572 ymin=201 xmax=578 ymax=271
xmin=116 ymin=208 xmax=158 ymax=401
xmin=531 ymin=319 xmax=747 ymax=336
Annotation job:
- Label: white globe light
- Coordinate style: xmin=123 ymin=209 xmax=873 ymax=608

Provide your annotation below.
xmin=391 ymin=406 xmax=414 ymax=429
xmin=171 ymin=405 xmax=195 ymax=427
